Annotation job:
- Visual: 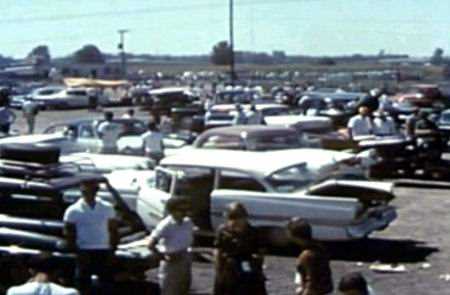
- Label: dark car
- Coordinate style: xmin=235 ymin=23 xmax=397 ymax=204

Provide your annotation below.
xmin=0 ymin=144 xmax=157 ymax=289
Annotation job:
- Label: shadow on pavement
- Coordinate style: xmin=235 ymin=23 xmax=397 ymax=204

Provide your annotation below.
xmin=267 ymin=238 xmax=438 ymax=263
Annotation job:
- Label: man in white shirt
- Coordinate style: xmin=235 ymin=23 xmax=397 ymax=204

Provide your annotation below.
xmin=148 ymin=197 xmax=194 ymax=295
xmin=373 ymin=109 xmax=397 ymax=136
xmin=21 ymin=99 xmax=39 ymax=134
xmin=232 ymin=103 xmax=248 ymax=125
xmin=97 ymin=111 xmax=122 ymax=154
xmin=7 ymin=258 xmax=79 ymax=295
xmin=121 ymin=108 xmax=135 ymax=119
xmin=63 ymin=180 xmax=118 ymax=295
xmin=246 ymin=104 xmax=264 ymax=125
xmin=347 ymin=106 xmax=374 ymax=140
xmin=141 ymin=121 xmax=164 ymax=163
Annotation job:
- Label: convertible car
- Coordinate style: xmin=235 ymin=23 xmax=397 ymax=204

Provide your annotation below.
xmin=136 ymin=149 xmax=397 ymax=245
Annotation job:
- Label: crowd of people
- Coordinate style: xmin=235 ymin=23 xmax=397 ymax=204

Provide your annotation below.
xmin=5 ymin=181 xmax=376 ymax=295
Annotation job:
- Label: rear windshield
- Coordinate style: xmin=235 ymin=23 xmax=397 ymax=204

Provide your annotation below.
xmin=266 ymin=164 xmax=316 ymax=193
xmin=247 ymin=132 xmax=301 ymax=151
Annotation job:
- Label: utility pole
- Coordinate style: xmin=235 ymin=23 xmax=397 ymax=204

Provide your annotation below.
xmin=118 ymin=29 xmax=129 ymax=79
xmin=229 ymin=0 xmax=236 ymax=85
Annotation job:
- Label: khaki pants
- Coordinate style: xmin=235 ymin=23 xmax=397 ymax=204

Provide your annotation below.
xmin=159 ymin=252 xmax=191 ymax=295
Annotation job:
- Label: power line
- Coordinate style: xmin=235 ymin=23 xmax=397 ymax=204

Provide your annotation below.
xmin=0 ymin=0 xmax=319 ymax=24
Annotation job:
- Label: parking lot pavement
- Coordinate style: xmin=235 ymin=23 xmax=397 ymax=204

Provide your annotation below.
xmin=9 ymin=108 xmax=450 ymax=294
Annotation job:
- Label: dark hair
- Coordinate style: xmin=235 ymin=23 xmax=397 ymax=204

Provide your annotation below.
xmin=287 ymin=217 xmax=312 ymax=240
xmin=225 ymin=202 xmax=248 ymax=220
xmin=338 ymin=272 xmax=369 ymax=294
xmin=104 ymin=111 xmax=114 ymax=121
xmin=147 ymin=121 xmax=157 ymax=130
xmin=165 ymin=197 xmax=190 ymax=214
xmin=27 ymin=257 xmax=57 ymax=273
xmin=128 ymin=109 xmax=135 ymax=115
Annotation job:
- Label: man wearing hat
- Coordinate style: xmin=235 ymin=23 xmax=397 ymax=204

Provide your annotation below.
xmin=148 ymin=197 xmax=193 ymax=295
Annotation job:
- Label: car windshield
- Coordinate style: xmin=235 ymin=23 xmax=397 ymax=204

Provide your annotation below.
xmin=440 ymin=113 xmax=450 ymax=123
xmin=247 ymin=132 xmax=301 ymax=151
xmin=266 ymin=164 xmax=316 ymax=193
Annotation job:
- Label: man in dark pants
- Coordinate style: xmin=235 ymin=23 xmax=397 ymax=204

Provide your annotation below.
xmin=64 ymin=180 xmax=118 ymax=295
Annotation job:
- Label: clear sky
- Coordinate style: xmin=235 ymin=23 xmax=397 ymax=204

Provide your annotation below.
xmin=1 ymin=0 xmax=449 ymax=58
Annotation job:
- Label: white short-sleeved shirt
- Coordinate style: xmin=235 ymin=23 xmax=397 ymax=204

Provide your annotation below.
xmin=347 ymin=115 xmax=373 ymax=138
xmin=7 ymin=282 xmax=79 ymax=295
xmin=63 ymin=198 xmax=116 ymax=250
xmin=232 ymin=111 xmax=248 ymax=125
xmin=22 ymin=100 xmax=39 ymax=116
xmin=149 ymin=215 xmax=193 ymax=254
xmin=373 ymin=116 xmax=397 ymax=136
xmin=141 ymin=130 xmax=164 ymax=154
xmin=97 ymin=121 xmax=122 ymax=148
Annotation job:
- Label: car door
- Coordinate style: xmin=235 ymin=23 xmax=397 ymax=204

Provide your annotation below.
xmin=65 ymin=89 xmax=88 ymax=107
xmin=136 ymin=167 xmax=176 ymax=229
xmin=76 ymin=122 xmax=101 ymax=152
xmin=210 ymin=169 xmax=275 ymax=229
xmin=210 ymin=168 xmax=362 ymax=241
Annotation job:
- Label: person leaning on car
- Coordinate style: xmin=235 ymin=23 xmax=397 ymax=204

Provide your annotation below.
xmin=287 ymin=217 xmax=333 ymax=295
xmin=97 ymin=111 xmax=122 ymax=154
xmin=63 ymin=180 xmax=118 ymax=295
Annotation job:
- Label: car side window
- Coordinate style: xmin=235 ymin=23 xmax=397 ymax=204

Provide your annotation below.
xmin=218 ymin=169 xmax=266 ymax=192
xmin=67 ymin=90 xmax=87 ymax=96
xmin=200 ymin=135 xmax=245 ymax=150
xmin=78 ymin=124 xmax=95 ymax=138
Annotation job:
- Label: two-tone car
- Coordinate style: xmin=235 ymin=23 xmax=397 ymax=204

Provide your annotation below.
xmin=136 ymin=149 xmax=397 ymax=245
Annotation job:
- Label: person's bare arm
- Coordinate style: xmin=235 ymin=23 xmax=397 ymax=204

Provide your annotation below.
xmin=108 ymin=218 xmax=119 ymax=250
xmin=64 ymin=222 xmax=77 ymax=251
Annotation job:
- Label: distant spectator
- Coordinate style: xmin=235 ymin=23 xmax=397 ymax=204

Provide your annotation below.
xmin=141 ymin=121 xmax=164 ymax=163
xmin=21 ymin=99 xmax=39 ymax=134
xmin=159 ymin=112 xmax=173 ymax=134
xmin=232 ymin=103 xmax=248 ymax=125
xmin=97 ymin=112 xmax=122 ymax=154
xmin=87 ymin=87 xmax=98 ymax=112
xmin=247 ymin=104 xmax=264 ymax=125
xmin=7 ymin=257 xmax=79 ymax=295
xmin=122 ymin=108 xmax=135 ymax=119
xmin=405 ymin=108 xmax=419 ymax=137
xmin=0 ymin=106 xmax=15 ymax=135
xmin=287 ymin=217 xmax=333 ymax=295
xmin=373 ymin=109 xmax=397 ymax=136
xmin=356 ymin=89 xmax=381 ymax=113
xmin=347 ymin=106 xmax=374 ymax=140
xmin=338 ymin=272 xmax=376 ymax=295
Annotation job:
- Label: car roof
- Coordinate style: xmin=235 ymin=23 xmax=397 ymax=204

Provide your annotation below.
xmin=161 ymin=148 xmax=351 ymax=178
xmin=196 ymin=125 xmax=297 ymax=139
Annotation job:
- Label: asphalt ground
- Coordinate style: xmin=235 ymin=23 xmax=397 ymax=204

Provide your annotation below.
xmin=9 ymin=107 xmax=450 ymax=295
